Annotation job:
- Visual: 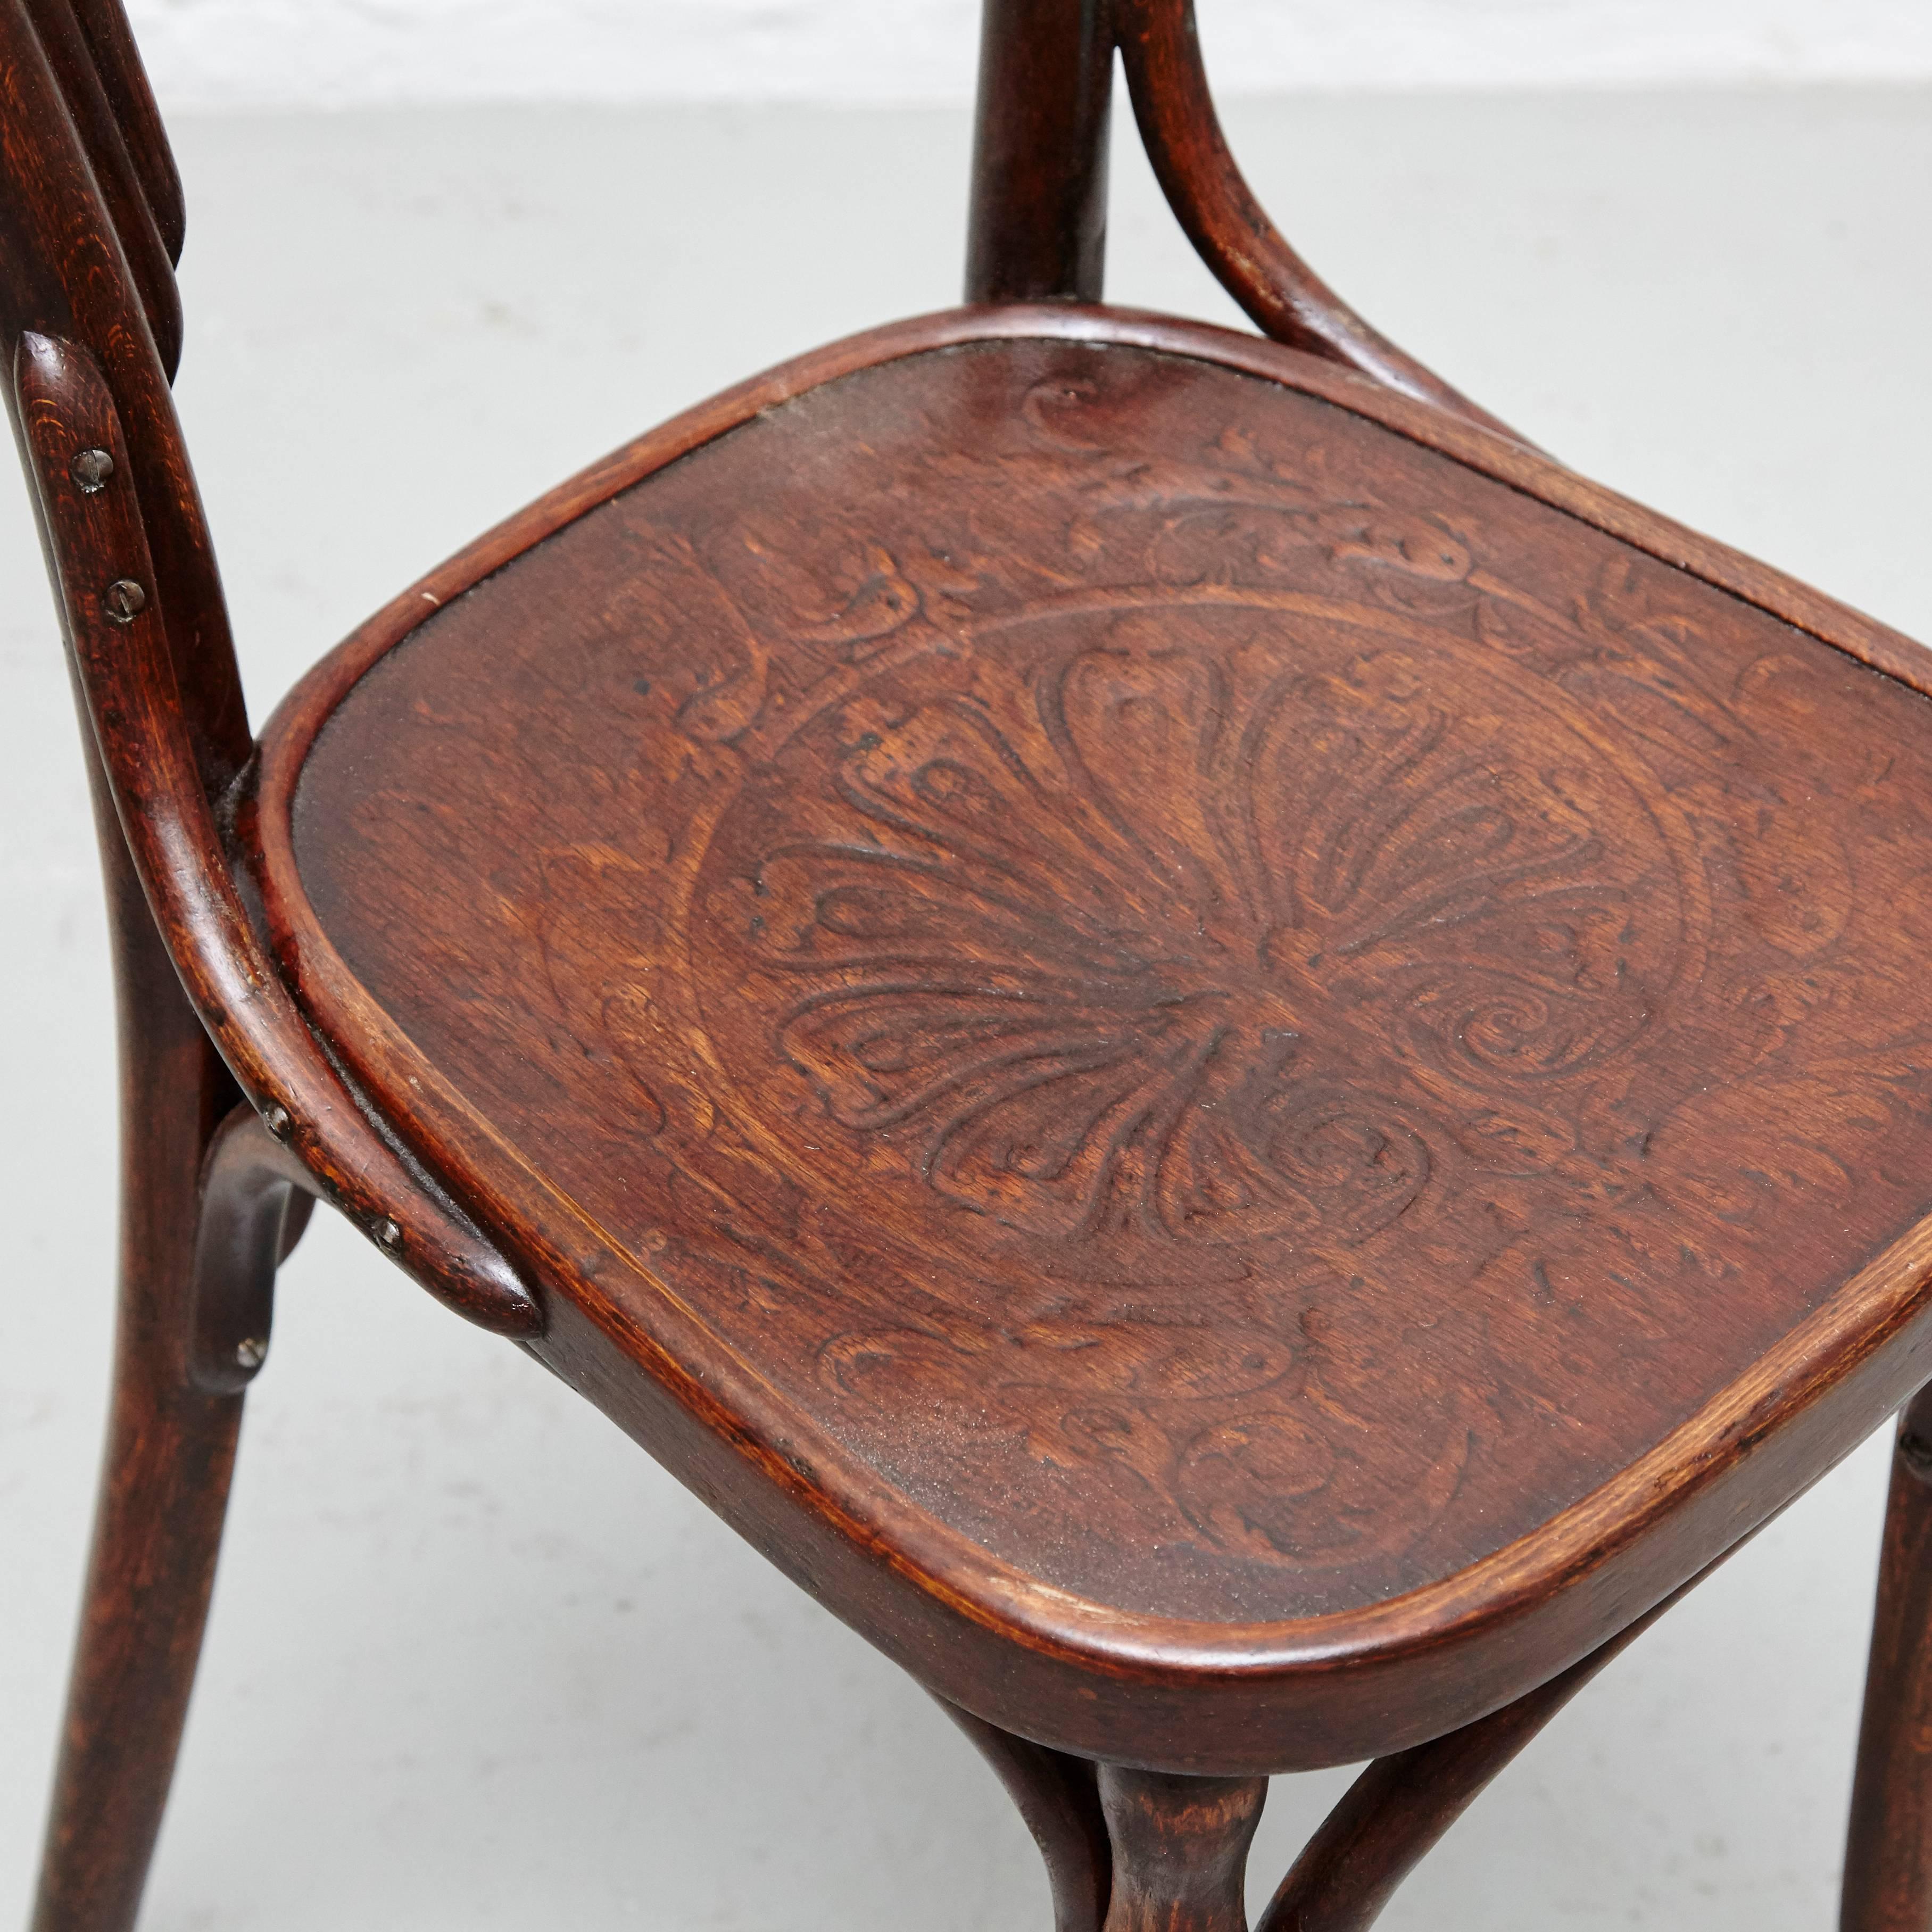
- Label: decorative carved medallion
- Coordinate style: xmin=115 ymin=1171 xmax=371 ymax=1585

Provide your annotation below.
xmin=697 ymin=617 xmax=1693 ymax=1284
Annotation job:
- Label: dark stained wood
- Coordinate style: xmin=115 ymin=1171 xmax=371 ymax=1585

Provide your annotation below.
xmin=2 ymin=24 xmax=259 ymax=1922
xmin=14 ymin=331 xmax=539 ymax=1336
xmin=966 ymin=0 xmax=1114 ymax=303
xmin=252 ymin=305 xmax=1932 ymax=1769
xmin=0 ymin=0 xmax=248 ymax=789
xmin=940 ymin=1698 xmax=1112 ymax=1932
xmin=1097 ymin=1769 xmax=1267 ymax=1932
xmin=1114 ymin=0 xmax=1515 ymax=442
xmin=1844 ymin=1383 xmax=1932 ymax=1931
xmin=13 ymin=0 xmax=1932 ymax=1920
xmin=63 ymin=0 xmax=185 ymax=259
xmin=1257 ymin=1562 xmax=1716 ymax=1931
xmin=28 ymin=620 xmax=245 ymax=1932
xmin=24 ymin=0 xmax=182 ymax=374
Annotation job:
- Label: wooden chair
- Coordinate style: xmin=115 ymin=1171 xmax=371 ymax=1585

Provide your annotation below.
xmin=10 ymin=2 xmax=1932 ymax=1925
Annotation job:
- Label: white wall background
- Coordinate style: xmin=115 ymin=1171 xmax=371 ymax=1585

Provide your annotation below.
xmin=123 ymin=0 xmax=1932 ymax=110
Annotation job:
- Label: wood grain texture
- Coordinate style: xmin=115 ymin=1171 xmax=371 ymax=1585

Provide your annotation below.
xmin=61 ymin=0 xmax=183 ymax=259
xmin=0 ymin=0 xmax=247 ymax=790
xmin=251 ymin=305 xmax=1932 ymax=1768
xmin=1097 ymin=1769 xmax=1266 ymax=1932
xmin=15 ymin=330 xmax=540 ymax=1336
xmin=13 ymin=319 xmax=531 ymax=1932
xmin=23 ymin=0 xmax=181 ymax=374
xmin=27 ymin=728 xmax=243 ymax=1932
xmin=1843 ymin=1385 xmax=1932 ymax=1930
xmin=0 ymin=13 xmax=458 ymax=1919
xmin=15 ymin=0 xmax=1932 ymax=1911
xmin=965 ymin=0 xmax=1114 ymax=304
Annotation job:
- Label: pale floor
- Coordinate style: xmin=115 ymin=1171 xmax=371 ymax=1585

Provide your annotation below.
xmin=2 ymin=85 xmax=1930 ymax=1930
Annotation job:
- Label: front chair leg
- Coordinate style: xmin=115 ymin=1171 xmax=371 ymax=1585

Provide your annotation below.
xmin=1098 ymin=1768 xmax=1269 ymax=1932
xmin=1844 ymin=1383 xmax=1932 ymax=1932
xmin=31 ymin=842 xmax=306 ymax=1932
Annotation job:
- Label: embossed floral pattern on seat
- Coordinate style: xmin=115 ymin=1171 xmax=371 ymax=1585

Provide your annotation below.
xmin=707 ymin=623 xmax=1689 ymax=1267
xmin=292 ymin=334 xmax=1932 ymax=1620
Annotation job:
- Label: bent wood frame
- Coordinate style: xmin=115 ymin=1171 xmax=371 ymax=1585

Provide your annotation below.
xmin=12 ymin=0 xmax=1932 ymax=1926
xmin=18 ymin=335 xmax=539 ymax=1335
xmin=2 ymin=3 xmax=533 ymax=1920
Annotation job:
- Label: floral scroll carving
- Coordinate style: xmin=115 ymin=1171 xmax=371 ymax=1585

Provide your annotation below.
xmin=298 ymin=337 xmax=1932 ymax=1618
xmin=706 ymin=627 xmax=1687 ymax=1270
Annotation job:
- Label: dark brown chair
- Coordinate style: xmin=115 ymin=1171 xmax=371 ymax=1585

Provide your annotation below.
xmin=10 ymin=3 xmax=1932 ymax=1926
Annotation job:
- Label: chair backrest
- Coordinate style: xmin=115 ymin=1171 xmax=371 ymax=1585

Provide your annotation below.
xmin=1 ymin=0 xmax=1500 ymax=825
xmin=0 ymin=0 xmax=545 ymax=1336
xmin=0 ymin=0 xmax=1503 ymax=1343
xmin=0 ymin=0 xmax=249 ymax=795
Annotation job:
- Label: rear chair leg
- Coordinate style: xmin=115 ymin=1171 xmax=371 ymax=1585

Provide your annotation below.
xmin=30 ymin=822 xmax=303 ymax=1932
xmin=31 ymin=1284 xmax=243 ymax=1932
xmin=1844 ymin=1384 xmax=1932 ymax=1932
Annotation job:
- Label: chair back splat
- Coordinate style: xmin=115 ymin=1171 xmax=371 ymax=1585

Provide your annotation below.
xmin=1113 ymin=0 xmax=1513 ymax=436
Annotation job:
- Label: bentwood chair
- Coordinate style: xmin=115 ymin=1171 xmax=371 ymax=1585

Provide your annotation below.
xmin=10 ymin=2 xmax=1932 ymax=1926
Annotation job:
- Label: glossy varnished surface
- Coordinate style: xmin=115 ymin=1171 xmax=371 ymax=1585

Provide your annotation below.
xmin=15 ymin=0 xmax=1932 ymax=1906
xmin=273 ymin=326 xmax=1932 ymax=1639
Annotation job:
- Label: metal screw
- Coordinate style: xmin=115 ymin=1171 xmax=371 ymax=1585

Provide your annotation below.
xmin=102 ymin=578 xmax=147 ymax=624
xmin=376 ymin=1217 xmax=402 ymax=1250
xmin=234 ymin=1337 xmax=267 ymax=1372
xmin=262 ymin=1104 xmax=292 ymax=1141
xmin=71 ymin=447 xmax=115 ymax=493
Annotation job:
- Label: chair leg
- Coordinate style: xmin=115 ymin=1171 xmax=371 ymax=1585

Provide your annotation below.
xmin=1844 ymin=1384 xmax=1932 ymax=1932
xmin=1097 ymin=1767 xmax=1268 ymax=1932
xmin=29 ymin=820 xmax=265 ymax=1932
xmin=31 ymin=1342 xmax=245 ymax=1932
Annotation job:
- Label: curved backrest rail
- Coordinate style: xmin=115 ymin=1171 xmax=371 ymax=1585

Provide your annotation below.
xmin=2 ymin=2 xmax=541 ymax=1345
xmin=14 ymin=329 xmax=543 ymax=1341
xmin=64 ymin=0 xmax=185 ymax=260
xmin=0 ymin=0 xmax=248 ymax=792
xmin=1114 ymin=0 xmax=1524 ymax=444
xmin=20 ymin=0 xmax=181 ymax=372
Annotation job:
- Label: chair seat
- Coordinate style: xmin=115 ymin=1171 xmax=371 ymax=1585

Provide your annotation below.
xmin=252 ymin=305 xmax=1932 ymax=1771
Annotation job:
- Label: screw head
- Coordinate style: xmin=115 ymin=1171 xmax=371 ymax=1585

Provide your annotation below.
xmin=102 ymin=578 xmax=148 ymax=624
xmin=234 ymin=1337 xmax=267 ymax=1372
xmin=376 ymin=1217 xmax=402 ymax=1250
xmin=262 ymin=1104 xmax=292 ymax=1141
xmin=71 ymin=447 xmax=115 ymax=493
